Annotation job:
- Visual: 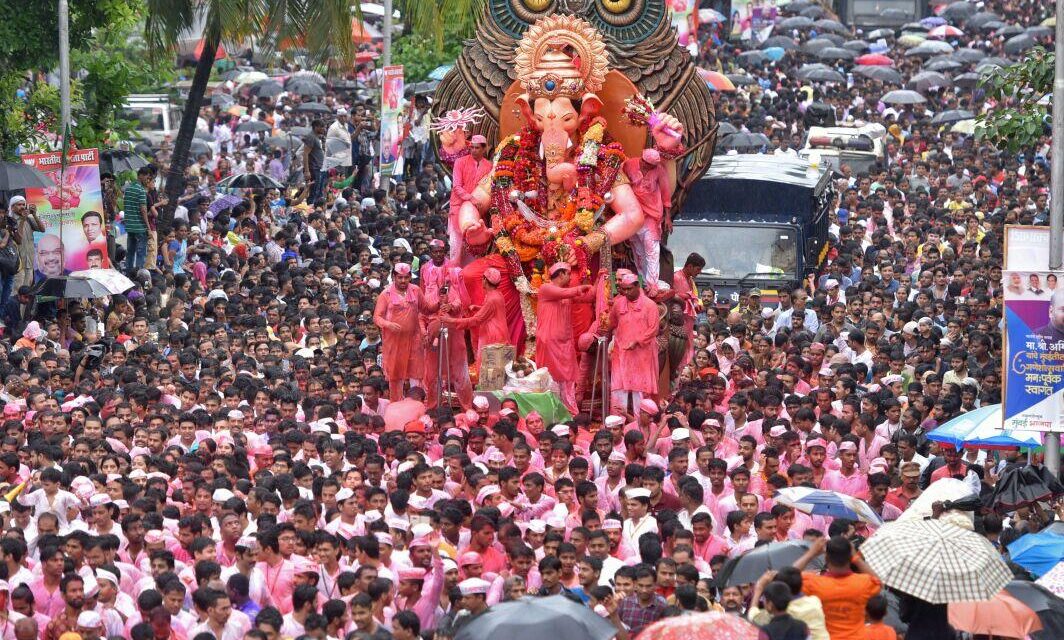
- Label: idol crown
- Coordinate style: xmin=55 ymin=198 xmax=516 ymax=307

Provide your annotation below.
xmin=513 ymin=14 xmax=610 ymax=100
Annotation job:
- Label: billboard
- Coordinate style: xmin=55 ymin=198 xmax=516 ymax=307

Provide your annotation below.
xmin=21 ymin=148 xmax=109 ymax=283
xmin=1004 ymin=226 xmax=1064 ymax=432
xmin=379 ymin=65 xmax=404 ymax=178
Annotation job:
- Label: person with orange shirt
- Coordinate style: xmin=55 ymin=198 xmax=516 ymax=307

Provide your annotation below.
xmin=794 ymin=535 xmax=881 ymax=640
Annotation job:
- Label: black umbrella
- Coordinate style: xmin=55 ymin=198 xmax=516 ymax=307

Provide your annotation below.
xmin=727 ymin=74 xmax=756 ymax=86
xmin=216 ymin=173 xmax=285 ymax=190
xmin=1005 ymin=34 xmax=1036 ymax=55
xmin=931 ymin=109 xmax=975 ymax=124
xmin=287 ymin=80 xmax=325 ymax=97
xmin=799 ymin=5 xmax=826 ymax=18
xmin=189 ymin=139 xmax=213 ymax=157
xmin=978 ymin=56 xmax=1010 ymax=69
xmin=925 ymin=58 xmax=963 ymax=72
xmin=783 ymin=0 xmax=817 ymax=12
xmin=814 ymin=19 xmax=848 ymax=33
xmin=453 ymin=595 xmax=617 ymax=640
xmin=719 ymin=132 xmax=771 ymax=152
xmin=288 ymin=126 xmax=313 ymax=137
xmin=778 ymin=16 xmax=814 ymax=29
xmin=249 ymin=80 xmax=284 ymax=98
xmin=1027 ymin=25 xmax=1054 ymax=39
xmin=33 ymin=275 xmax=123 ymax=299
xmin=855 ymin=66 xmax=904 ymax=84
xmin=716 ymin=541 xmax=826 ymax=587
xmin=987 ymin=465 xmax=1064 ymax=511
xmin=818 ymin=47 xmax=856 ymax=61
xmin=737 ymin=50 xmax=768 ymax=66
xmin=295 ymin=102 xmax=332 ymax=114
xmin=868 ymin=28 xmax=894 ymax=39
xmin=210 ymin=93 xmax=235 ymax=108
xmin=901 ymin=22 xmax=930 ymax=32
xmin=718 ymin=121 xmax=738 ymax=136
xmin=801 ymin=38 xmax=836 ymax=55
xmin=953 ymin=47 xmax=987 ymax=62
xmin=843 ymin=40 xmax=871 ymax=52
xmin=99 ymin=150 xmax=149 ymax=175
xmin=940 ymin=1 xmax=975 ymax=20
xmin=761 ymin=35 xmax=798 ymax=50
xmin=797 ymin=63 xmax=833 ymax=78
xmin=0 ymin=161 xmax=53 ymax=191
xmin=908 ymin=70 xmax=952 ymax=91
xmin=994 ymin=24 xmax=1025 ymax=37
xmin=820 ymin=33 xmax=846 ymax=45
xmin=966 ymin=12 xmax=1001 ymax=29
xmin=235 ymin=120 xmax=272 ymax=133
xmin=954 ymin=72 xmax=983 ymax=88
xmin=981 ymin=20 xmax=1007 ymax=32
xmin=1004 ymin=580 xmax=1064 ymax=639
xmin=264 ymin=134 xmax=303 ymax=150
xmin=133 ymin=142 xmax=154 ymax=156
xmin=804 ymin=67 xmax=847 ymax=82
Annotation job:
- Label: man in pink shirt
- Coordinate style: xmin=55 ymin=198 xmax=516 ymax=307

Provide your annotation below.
xmin=256 ymin=529 xmax=296 ymax=614
xmin=821 ymin=441 xmax=870 ymax=498
xmin=448 ymin=135 xmax=492 ymax=261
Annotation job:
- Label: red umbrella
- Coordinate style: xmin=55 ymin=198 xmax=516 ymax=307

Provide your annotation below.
xmin=697 ymin=68 xmax=736 ymax=92
xmin=355 ymin=51 xmax=380 ymax=63
xmin=929 ymin=25 xmax=965 ymax=38
xmin=194 ymin=39 xmax=227 ymax=60
xmin=637 ymin=612 xmax=762 ymax=640
xmin=856 ymin=53 xmax=893 ymax=66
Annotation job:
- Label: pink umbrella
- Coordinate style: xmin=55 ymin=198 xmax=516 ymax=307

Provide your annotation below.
xmin=382 ymin=398 xmax=427 ymax=431
xmin=856 ymin=53 xmax=894 ymax=66
xmin=929 ymin=25 xmax=964 ymax=38
xmin=637 ymin=612 xmax=761 ymax=640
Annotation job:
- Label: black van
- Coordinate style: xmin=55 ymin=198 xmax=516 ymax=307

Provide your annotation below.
xmin=667 ymin=155 xmax=835 ymax=305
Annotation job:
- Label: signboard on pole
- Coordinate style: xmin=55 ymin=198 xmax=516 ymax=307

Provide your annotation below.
xmin=1004 ymin=225 xmax=1064 ymax=432
xmin=21 ymin=148 xmax=109 ymax=283
xmin=379 ymin=65 xmax=404 ymax=179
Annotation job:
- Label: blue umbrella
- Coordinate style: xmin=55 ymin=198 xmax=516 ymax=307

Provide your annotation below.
xmin=428 ymin=64 xmax=454 ymax=81
xmin=921 ymin=16 xmax=947 ymax=27
xmin=775 ymin=487 xmax=883 ymax=524
xmin=1008 ymin=530 xmax=1064 ymax=577
xmin=763 ymin=46 xmax=786 ymax=61
xmin=207 ymin=194 xmax=244 ymax=216
xmin=927 ymin=404 xmax=1043 ymax=449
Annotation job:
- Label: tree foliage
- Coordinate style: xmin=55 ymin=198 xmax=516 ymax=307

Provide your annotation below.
xmin=976 ymin=47 xmax=1053 ymax=153
xmin=392 ymin=26 xmax=465 ymax=83
xmin=394 ymin=0 xmax=481 ymax=55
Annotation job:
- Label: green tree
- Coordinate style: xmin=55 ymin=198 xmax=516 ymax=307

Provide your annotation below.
xmin=144 ymin=0 xmax=354 ymax=234
xmin=976 ymin=47 xmax=1053 ymax=153
xmin=394 ymin=0 xmax=481 ymax=55
xmin=392 ymin=26 xmax=464 ymax=83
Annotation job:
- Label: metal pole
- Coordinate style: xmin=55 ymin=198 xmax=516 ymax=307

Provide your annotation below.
xmin=58 ymin=0 xmax=71 ymax=135
xmin=1045 ymin=0 xmax=1064 ymax=476
xmin=382 ymin=0 xmax=393 ymax=67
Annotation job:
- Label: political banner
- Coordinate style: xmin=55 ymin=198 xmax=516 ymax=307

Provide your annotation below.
xmin=379 ymin=65 xmax=404 ymax=178
xmin=21 ymin=148 xmax=109 ymax=283
xmin=1004 ymin=226 xmax=1064 ymax=432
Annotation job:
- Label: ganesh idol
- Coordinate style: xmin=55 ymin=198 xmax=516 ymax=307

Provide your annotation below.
xmin=453 ymin=14 xmax=685 ymax=349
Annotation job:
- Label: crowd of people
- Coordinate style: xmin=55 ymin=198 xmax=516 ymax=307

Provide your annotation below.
xmin=0 ymin=0 xmax=1056 ymax=639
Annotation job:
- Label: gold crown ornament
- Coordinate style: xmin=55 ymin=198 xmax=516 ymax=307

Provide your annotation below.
xmin=513 ymin=14 xmax=610 ymax=100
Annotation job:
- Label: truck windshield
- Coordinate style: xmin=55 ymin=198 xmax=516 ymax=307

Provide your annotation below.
xmin=669 ymin=225 xmax=797 ymax=279
xmin=120 ymin=105 xmax=167 ymax=133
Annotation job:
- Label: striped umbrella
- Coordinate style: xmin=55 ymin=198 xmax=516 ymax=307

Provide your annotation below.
xmin=774 ymin=487 xmax=883 ymax=524
xmin=860 ymin=519 xmax=1013 ymax=603
xmin=697 ymin=68 xmax=736 ymax=92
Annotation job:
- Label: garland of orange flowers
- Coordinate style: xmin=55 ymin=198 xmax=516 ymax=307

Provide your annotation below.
xmin=471 ymin=119 xmax=626 ymax=287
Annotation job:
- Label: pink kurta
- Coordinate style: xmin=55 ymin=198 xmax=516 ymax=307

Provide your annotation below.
xmin=422 ymin=268 xmax=474 ymax=410
xmin=450 ymin=289 xmax=509 ymax=355
xmin=623 ymin=158 xmax=672 ymax=236
xmin=536 ymin=283 xmax=589 ymax=383
xmin=449 ymin=155 xmax=492 ymax=259
xmin=609 ymin=292 xmax=660 ymax=394
xmin=672 ymin=269 xmax=698 ymax=366
xmin=419 ymin=258 xmax=459 ymax=293
xmin=374 ymin=283 xmax=424 ymax=386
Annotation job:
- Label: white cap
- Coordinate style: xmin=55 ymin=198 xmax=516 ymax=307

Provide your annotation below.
xmin=604 ymin=415 xmax=625 ymax=428
xmin=458 ymin=578 xmax=491 ymax=595
xmin=212 ymin=488 xmax=235 ymax=502
xmin=627 ymin=488 xmax=652 ymax=500
xmin=77 ymin=611 xmax=102 ymax=627
xmin=527 ymin=520 xmax=546 ymax=534
xmin=552 ymin=424 xmax=571 ymax=436
xmin=228 ymin=409 xmax=245 ymax=420
xmin=129 ymin=469 xmax=147 ymax=479
xmin=95 ymin=569 xmax=119 ymax=586
xmin=472 ymin=396 xmax=489 ymax=410
xmin=7 ymin=196 xmax=25 ymax=207
xmin=89 ymin=494 xmax=112 ymax=508
xmin=670 ymin=428 xmax=691 ymax=441
xmin=903 ymin=321 xmax=918 ymax=334
xmin=335 ymin=488 xmax=355 ymax=502
xmin=336 ymin=107 xmax=348 ymax=115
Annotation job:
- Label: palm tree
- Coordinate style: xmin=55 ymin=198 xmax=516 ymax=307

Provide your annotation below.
xmin=394 ymin=0 xmax=481 ymax=53
xmin=145 ymin=0 xmax=353 ymax=234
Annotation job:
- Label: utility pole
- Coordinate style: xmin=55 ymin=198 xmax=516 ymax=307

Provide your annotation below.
xmin=58 ymin=0 xmax=71 ymax=136
xmin=383 ymin=0 xmax=393 ymax=66
xmin=1046 ymin=0 xmax=1064 ymax=476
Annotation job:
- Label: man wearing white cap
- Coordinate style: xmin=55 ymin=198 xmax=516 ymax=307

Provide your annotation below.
xmin=326 ymin=108 xmax=352 ymax=168
xmin=456 ymin=577 xmax=490 ymax=616
xmin=621 ymin=487 xmax=658 ymax=551
xmin=6 ymin=195 xmax=44 ymax=291
xmin=448 ymin=133 xmax=492 ymax=261
xmin=75 ymin=609 xmax=103 ymax=640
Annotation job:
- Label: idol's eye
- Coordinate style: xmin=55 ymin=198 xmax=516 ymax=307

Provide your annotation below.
xmin=490 ymin=0 xmax=556 ymax=38
xmin=522 ymin=0 xmax=553 ymax=9
xmin=600 ymin=0 xmax=631 ymax=12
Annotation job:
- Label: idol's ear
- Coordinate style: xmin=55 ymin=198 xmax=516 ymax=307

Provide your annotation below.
xmin=515 ymin=93 xmax=534 ymax=124
xmin=579 ymin=93 xmax=603 ymax=123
